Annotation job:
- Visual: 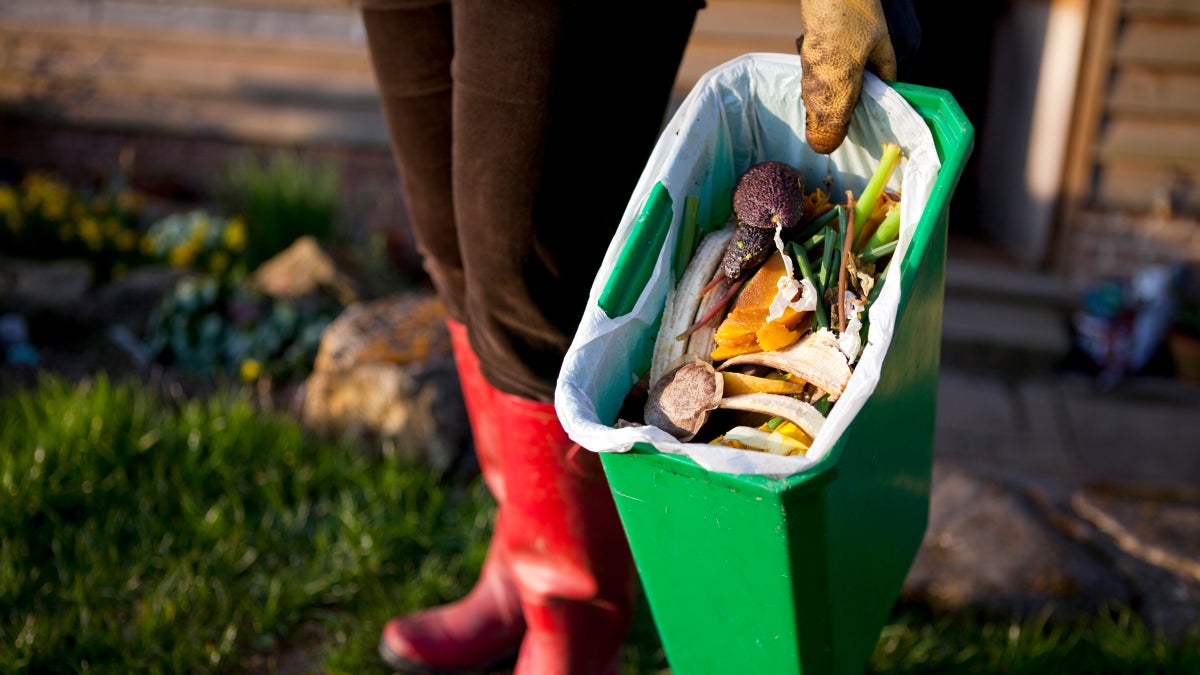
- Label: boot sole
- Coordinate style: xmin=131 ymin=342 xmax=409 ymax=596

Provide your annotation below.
xmin=378 ymin=638 xmax=519 ymax=675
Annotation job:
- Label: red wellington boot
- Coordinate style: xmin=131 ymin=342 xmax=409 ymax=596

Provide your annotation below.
xmin=378 ymin=319 xmax=526 ymax=674
xmin=493 ymin=389 xmax=638 ymax=675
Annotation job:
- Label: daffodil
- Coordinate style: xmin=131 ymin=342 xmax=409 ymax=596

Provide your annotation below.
xmin=40 ymin=196 xmax=66 ymax=222
xmin=209 ymin=251 xmax=230 ymax=275
xmin=168 ymin=241 xmax=199 ymax=268
xmin=115 ymin=230 xmax=137 ymax=252
xmin=78 ymin=217 xmax=103 ymax=251
xmin=239 ymin=358 xmax=263 ymax=383
xmin=0 ymin=185 xmax=19 ymax=215
xmin=222 ymin=217 xmax=246 ymax=252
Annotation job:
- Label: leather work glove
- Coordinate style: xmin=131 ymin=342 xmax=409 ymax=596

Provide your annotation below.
xmin=796 ymin=0 xmax=912 ymax=155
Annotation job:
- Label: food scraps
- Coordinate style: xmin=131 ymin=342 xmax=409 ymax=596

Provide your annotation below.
xmin=638 ymin=145 xmax=904 ymax=457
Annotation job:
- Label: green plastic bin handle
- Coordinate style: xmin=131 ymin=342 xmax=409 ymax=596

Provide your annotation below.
xmin=598 ymin=181 xmax=673 ymax=319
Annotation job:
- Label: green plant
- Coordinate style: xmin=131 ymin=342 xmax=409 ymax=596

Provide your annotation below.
xmin=0 ymin=171 xmax=151 ymax=283
xmin=868 ymin=602 xmax=1200 ymax=674
xmin=216 ymin=151 xmax=341 ymax=269
xmin=143 ymin=209 xmax=250 ymax=280
xmin=142 ymin=274 xmax=339 ymax=383
xmin=0 ymin=373 xmax=490 ymax=674
xmin=2 ymin=376 xmax=1198 ymax=673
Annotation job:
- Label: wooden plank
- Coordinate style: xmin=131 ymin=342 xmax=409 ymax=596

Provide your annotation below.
xmin=1108 ymin=67 xmax=1200 ymax=118
xmin=692 ymin=1 xmax=802 ymax=42
xmin=0 ymin=83 xmax=389 ymax=147
xmin=672 ymin=0 xmax=801 ymax=92
xmin=0 ymin=0 xmax=807 ymax=146
xmin=1054 ymin=0 xmax=1122 ymax=274
xmin=1114 ymin=19 xmax=1200 ymax=68
xmin=1124 ymin=0 xmax=1200 ymax=20
xmin=1094 ymin=163 xmax=1200 ymax=213
xmin=0 ymin=0 xmax=364 ymax=44
xmin=1096 ymin=117 xmax=1200 ymax=166
xmin=130 ymin=0 xmax=355 ymax=7
xmin=0 ymin=31 xmax=378 ymax=106
xmin=0 ymin=20 xmax=370 ymax=69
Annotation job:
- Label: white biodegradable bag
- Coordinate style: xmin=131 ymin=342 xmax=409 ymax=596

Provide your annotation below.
xmin=555 ymin=53 xmax=941 ymax=476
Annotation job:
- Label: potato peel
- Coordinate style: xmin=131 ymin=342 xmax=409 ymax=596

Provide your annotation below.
xmin=644 ymin=355 xmax=724 ymax=442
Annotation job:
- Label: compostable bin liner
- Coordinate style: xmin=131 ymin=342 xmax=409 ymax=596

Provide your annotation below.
xmin=555 ymin=53 xmax=941 ymax=476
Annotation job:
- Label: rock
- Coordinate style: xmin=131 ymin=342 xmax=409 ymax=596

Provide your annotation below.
xmin=91 ymin=265 xmax=188 ymax=333
xmin=252 ymin=235 xmax=360 ymax=306
xmin=0 ymin=312 xmax=30 ymax=345
xmin=301 ymin=291 xmax=468 ymax=473
xmin=0 ymin=257 xmax=93 ymax=315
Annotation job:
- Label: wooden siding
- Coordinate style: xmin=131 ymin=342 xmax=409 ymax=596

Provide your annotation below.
xmin=1056 ymin=0 xmax=1200 ymax=281
xmin=0 ymin=0 xmax=800 ymax=147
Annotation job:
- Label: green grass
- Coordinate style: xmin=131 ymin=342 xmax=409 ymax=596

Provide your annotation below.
xmin=0 ymin=374 xmax=492 ymax=674
xmin=869 ymin=603 xmax=1200 ymax=674
xmin=1 ymin=375 xmax=1198 ymax=673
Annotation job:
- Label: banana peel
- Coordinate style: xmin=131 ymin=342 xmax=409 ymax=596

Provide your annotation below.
xmin=719 ymin=328 xmax=852 ymax=402
xmin=649 ymin=228 xmax=732 ymax=387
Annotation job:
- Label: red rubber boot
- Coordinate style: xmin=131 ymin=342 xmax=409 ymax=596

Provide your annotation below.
xmin=379 ymin=319 xmax=526 ymax=674
xmin=493 ymin=390 xmax=638 ymax=675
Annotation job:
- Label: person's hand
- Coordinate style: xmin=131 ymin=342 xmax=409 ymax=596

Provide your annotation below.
xmin=796 ymin=0 xmax=898 ymax=154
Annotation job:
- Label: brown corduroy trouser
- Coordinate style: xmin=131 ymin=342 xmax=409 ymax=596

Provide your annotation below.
xmin=360 ymin=0 xmax=702 ymax=403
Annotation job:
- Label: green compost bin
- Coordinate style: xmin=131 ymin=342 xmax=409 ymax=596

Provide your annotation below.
xmin=597 ymin=83 xmax=973 ymax=675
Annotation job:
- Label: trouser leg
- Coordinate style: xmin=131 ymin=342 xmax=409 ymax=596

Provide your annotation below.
xmin=451 ymin=0 xmax=703 ymax=402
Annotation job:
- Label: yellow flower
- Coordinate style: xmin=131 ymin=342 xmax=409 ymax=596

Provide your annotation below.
xmin=78 ymin=217 xmax=103 ymax=251
xmin=209 ymin=251 xmax=230 ymax=275
xmin=168 ymin=241 xmax=199 ymax=268
xmin=222 ymin=217 xmax=246 ymax=252
xmin=115 ymin=230 xmax=137 ymax=252
xmin=139 ymin=234 xmax=157 ymax=256
xmin=40 ymin=196 xmax=66 ymax=222
xmin=102 ymin=217 xmax=121 ymax=238
xmin=239 ymin=358 xmax=263 ymax=383
xmin=0 ymin=186 xmax=18 ymax=215
xmin=190 ymin=214 xmax=210 ymax=244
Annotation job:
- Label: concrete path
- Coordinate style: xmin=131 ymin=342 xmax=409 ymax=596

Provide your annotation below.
xmin=905 ymin=248 xmax=1200 ymax=640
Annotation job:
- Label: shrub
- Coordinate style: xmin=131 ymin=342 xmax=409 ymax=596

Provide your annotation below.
xmin=215 ymin=151 xmax=340 ymax=270
xmin=0 ymin=172 xmax=150 ymax=283
xmin=142 ymin=274 xmax=340 ymax=383
xmin=143 ymin=209 xmax=250 ymax=281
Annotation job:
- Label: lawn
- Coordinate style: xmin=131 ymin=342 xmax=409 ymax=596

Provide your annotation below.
xmin=2 ymin=374 xmax=1199 ymax=674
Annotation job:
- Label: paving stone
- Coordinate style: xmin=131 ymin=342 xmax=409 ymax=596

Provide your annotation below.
xmin=935 ymin=370 xmax=1018 ymax=440
xmin=903 ymin=462 xmax=1134 ymax=617
xmin=1060 ymin=388 xmax=1200 ymax=484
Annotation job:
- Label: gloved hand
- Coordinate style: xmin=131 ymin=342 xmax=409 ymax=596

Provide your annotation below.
xmin=796 ymin=0 xmax=901 ymax=155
